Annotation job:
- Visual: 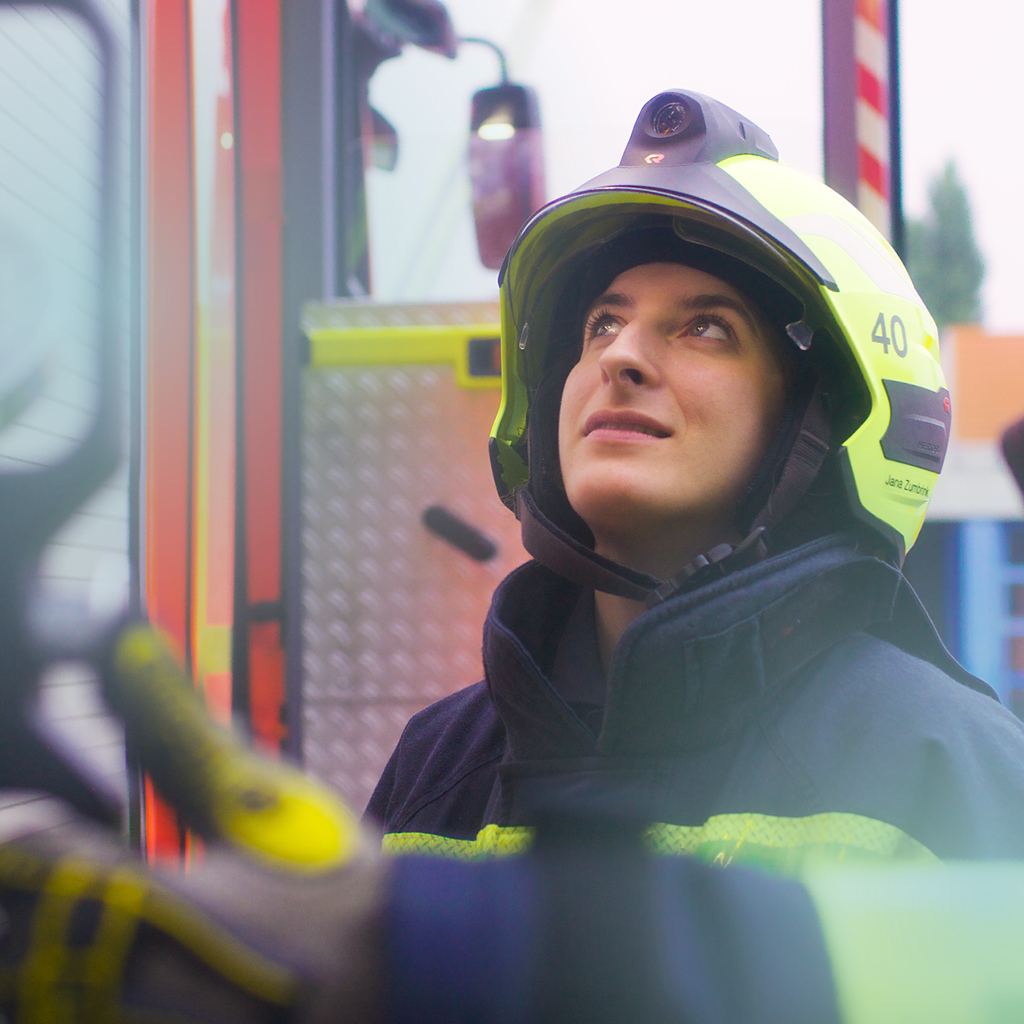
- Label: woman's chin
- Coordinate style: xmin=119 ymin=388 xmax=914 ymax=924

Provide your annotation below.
xmin=569 ymin=486 xmax=737 ymax=572
xmin=574 ymin=499 xmax=678 ymax=554
xmin=569 ymin=478 xmax=694 ymax=530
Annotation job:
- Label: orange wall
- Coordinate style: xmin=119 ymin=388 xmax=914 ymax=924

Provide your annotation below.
xmin=948 ymin=326 xmax=1024 ymax=442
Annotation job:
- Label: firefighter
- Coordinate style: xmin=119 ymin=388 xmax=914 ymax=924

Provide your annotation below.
xmin=367 ymin=89 xmax=1024 ymax=866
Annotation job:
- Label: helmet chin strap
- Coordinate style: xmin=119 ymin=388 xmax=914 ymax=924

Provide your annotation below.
xmin=517 ymin=386 xmax=832 ymax=608
xmin=517 ymin=488 xmax=658 ymax=602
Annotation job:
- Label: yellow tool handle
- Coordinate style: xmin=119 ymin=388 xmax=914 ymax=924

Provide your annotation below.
xmin=104 ymin=623 xmax=363 ymax=872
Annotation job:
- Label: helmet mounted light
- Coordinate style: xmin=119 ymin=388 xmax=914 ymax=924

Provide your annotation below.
xmin=649 ymin=99 xmax=690 ymax=138
xmin=621 ymin=90 xmax=778 ymax=167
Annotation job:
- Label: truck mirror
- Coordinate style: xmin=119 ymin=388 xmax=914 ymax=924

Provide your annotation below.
xmin=363 ymin=0 xmax=458 ymax=58
xmin=469 ymin=83 xmax=545 ymax=271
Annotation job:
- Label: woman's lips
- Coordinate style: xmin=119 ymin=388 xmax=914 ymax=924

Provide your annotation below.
xmin=582 ymin=410 xmax=671 ymax=439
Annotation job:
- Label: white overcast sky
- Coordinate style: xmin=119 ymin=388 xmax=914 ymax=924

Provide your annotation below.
xmin=367 ymin=0 xmax=1024 ymax=331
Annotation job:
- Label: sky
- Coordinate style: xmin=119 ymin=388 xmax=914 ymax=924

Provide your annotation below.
xmin=364 ymin=0 xmax=1024 ymax=332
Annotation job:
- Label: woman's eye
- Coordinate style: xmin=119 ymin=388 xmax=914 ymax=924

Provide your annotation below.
xmin=689 ymin=317 xmax=732 ymax=342
xmin=584 ymin=312 xmax=620 ymax=340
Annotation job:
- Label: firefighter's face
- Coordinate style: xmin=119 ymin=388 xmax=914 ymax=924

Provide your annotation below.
xmin=557 ymin=261 xmax=787 ymax=575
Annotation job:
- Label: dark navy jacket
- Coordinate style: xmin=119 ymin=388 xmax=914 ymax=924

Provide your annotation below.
xmin=367 ymin=536 xmax=1024 ymax=863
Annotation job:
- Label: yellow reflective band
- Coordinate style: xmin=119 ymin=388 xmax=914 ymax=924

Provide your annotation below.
xmin=382 ymin=812 xmax=938 ymax=874
xmin=18 ymin=859 xmax=96 ymax=1024
xmin=80 ymin=869 xmax=147 ymax=1022
xmin=382 ymin=823 xmax=533 ymax=860
xmin=647 ymin=812 xmax=937 ymax=872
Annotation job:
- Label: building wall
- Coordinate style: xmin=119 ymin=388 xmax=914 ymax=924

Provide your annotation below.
xmin=912 ymin=326 xmax=1024 ymax=716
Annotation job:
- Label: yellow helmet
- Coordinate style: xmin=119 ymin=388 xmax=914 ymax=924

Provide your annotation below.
xmin=490 ymin=89 xmax=948 ymax=575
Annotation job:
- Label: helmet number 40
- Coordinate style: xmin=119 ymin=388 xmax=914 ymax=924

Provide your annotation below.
xmin=872 ymin=313 xmax=908 ymax=358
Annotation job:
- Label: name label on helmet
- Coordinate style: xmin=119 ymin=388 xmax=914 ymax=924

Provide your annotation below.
xmin=884 ymin=475 xmax=931 ymax=497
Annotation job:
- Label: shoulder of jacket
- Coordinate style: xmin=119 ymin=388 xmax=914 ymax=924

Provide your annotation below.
xmin=774 ymin=629 xmax=1024 ymax=858
xmin=794 ymin=630 xmax=1020 ymax=734
xmin=401 ymin=680 xmax=498 ymax=741
xmin=376 ymin=679 xmax=503 ymax=823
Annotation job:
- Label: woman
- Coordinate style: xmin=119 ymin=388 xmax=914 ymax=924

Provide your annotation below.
xmin=367 ymin=90 xmax=1024 ymax=867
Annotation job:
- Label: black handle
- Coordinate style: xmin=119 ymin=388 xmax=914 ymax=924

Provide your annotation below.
xmin=422 ymin=506 xmax=497 ymax=562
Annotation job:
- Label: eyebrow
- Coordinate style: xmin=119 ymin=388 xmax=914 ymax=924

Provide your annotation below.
xmin=589 ymin=290 xmax=763 ymax=338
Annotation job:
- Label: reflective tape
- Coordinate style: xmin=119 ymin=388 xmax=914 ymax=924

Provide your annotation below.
xmin=382 ymin=812 xmax=937 ymax=874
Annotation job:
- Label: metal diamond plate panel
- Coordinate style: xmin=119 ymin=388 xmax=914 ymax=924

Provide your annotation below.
xmin=302 ymin=345 xmax=527 ymax=812
xmin=301 ymin=700 xmax=426 ymax=814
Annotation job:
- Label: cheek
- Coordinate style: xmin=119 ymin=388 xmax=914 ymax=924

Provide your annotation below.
xmin=754 ymin=363 xmax=788 ymax=439
xmin=735 ymin=365 xmax=788 ymax=460
xmin=702 ymin=363 xmax=786 ymax=456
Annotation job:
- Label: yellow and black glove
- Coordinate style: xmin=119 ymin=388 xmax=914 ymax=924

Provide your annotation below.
xmin=0 ymin=822 xmax=383 ymax=1024
xmin=0 ymin=622 xmax=387 ymax=1024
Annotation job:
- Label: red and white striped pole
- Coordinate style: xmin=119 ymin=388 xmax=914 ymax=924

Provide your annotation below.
xmin=854 ymin=0 xmax=890 ymax=234
xmin=823 ymin=0 xmax=902 ymax=250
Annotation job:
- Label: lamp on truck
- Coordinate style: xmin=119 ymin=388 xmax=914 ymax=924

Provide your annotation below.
xmin=465 ymin=38 xmax=545 ymax=270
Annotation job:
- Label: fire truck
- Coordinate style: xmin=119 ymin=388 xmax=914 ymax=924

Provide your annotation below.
xmin=2 ymin=0 xmax=549 ymax=859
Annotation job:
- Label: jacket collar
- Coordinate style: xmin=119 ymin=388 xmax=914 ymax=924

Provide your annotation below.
xmin=483 ymin=535 xmax=902 ymax=759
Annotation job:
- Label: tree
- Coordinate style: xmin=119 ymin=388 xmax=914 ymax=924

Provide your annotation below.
xmin=904 ymin=161 xmax=985 ymax=330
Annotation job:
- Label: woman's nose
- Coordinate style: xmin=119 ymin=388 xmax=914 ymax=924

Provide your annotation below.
xmin=598 ymin=324 xmax=658 ymax=388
